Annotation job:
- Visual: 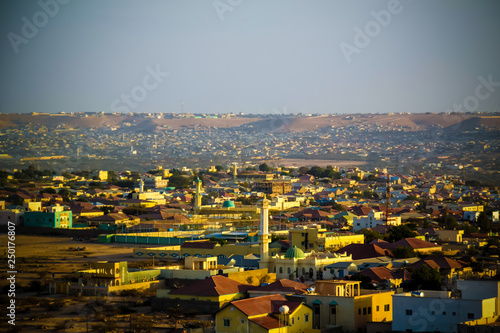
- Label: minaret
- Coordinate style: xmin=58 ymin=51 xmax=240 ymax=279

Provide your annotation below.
xmin=259 ymin=197 xmax=271 ymax=269
xmin=385 ymin=174 xmax=391 ymax=225
xmin=233 ymin=164 xmax=237 ymax=180
xmin=139 ymin=179 xmax=144 ymax=193
xmin=194 ymin=178 xmax=202 ymax=211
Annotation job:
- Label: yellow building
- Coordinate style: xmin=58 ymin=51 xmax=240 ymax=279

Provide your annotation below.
xmin=153 ymin=275 xmax=254 ymax=314
xmin=75 ymin=261 xmax=161 ymax=287
xmin=460 ymin=204 xmax=484 ymax=212
xmin=269 ymin=245 xmax=352 ymax=280
xmin=215 ymin=294 xmax=314 ymax=333
xmin=289 ymin=226 xmax=364 ymax=252
xmin=304 ymin=280 xmax=394 ymax=332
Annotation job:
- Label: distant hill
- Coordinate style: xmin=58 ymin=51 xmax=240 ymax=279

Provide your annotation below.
xmin=0 ymin=112 xmax=497 ymax=133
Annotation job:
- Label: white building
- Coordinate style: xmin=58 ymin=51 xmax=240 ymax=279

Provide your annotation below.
xmin=352 ymin=211 xmax=401 ymax=232
xmin=392 ymin=280 xmax=499 ymax=333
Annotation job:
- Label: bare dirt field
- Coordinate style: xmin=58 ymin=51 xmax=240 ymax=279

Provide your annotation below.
xmin=0 ymin=235 xmax=211 ymax=332
xmin=0 ymin=235 xmax=155 ymax=289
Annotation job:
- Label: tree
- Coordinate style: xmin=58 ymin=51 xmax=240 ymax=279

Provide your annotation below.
xmin=477 ymin=212 xmax=490 ymax=231
xmin=346 ymin=273 xmax=374 ymax=289
xmin=167 ymin=174 xmax=191 ymax=189
xmin=100 ymin=206 xmax=114 ymax=215
xmin=392 ymin=246 xmax=417 ymax=259
xmin=308 ymin=166 xmax=324 ymax=178
xmin=259 ymin=163 xmax=272 ymax=172
xmin=407 ymin=266 xmax=441 ymax=291
xmin=215 ymin=165 xmax=224 ymax=172
xmin=331 ymin=201 xmax=345 ymax=211
xmin=437 ymin=209 xmax=458 ymax=229
xmin=40 ymin=188 xmax=57 ymax=194
xmin=385 ymin=225 xmax=417 ymax=243
xmin=359 ymin=229 xmax=384 ymax=244
xmin=107 ymin=170 xmax=118 ymax=183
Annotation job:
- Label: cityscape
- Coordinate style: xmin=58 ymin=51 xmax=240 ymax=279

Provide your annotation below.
xmin=1 ymin=0 xmax=500 ymax=333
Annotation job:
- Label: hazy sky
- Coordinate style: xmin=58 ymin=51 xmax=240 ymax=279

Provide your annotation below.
xmin=1 ymin=0 xmax=499 ymax=114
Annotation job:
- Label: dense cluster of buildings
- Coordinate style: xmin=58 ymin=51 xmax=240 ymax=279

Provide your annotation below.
xmin=1 ymin=161 xmax=500 ymax=332
xmin=1 ymin=112 xmax=498 ymax=182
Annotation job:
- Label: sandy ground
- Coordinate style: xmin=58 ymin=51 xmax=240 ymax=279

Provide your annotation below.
xmin=0 ymin=235 xmax=211 ymax=332
xmin=0 ymin=235 xmax=156 ymax=289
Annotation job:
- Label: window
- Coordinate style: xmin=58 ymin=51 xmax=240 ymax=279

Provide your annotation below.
xmin=358 ymin=308 xmax=361 ymax=315
xmin=223 ymin=319 xmax=230 ymax=327
xmin=452 ymin=312 xmax=456 ymax=316
xmin=279 ymin=267 xmax=283 ymax=274
xmin=309 ymin=243 xmax=314 ymax=248
xmin=331 ymin=307 xmax=336 ymax=315
xmin=301 ymin=241 xmax=305 ymax=245
xmin=384 ymin=304 xmax=390 ymax=312
xmin=442 ymin=312 xmax=446 ymax=315
xmin=368 ymin=307 xmax=371 ymax=314
xmin=292 ymin=318 xmax=294 ymax=325
xmin=240 ymin=319 xmax=245 ymax=324
xmin=376 ymin=305 xmax=380 ymax=311
xmin=314 ymin=305 xmax=320 ymax=315
xmin=406 ymin=309 xmax=413 ymax=316
xmin=468 ymin=313 xmax=474 ymax=319
xmin=287 ymin=267 xmax=291 ymax=274
xmin=363 ymin=308 xmax=367 ymax=315
xmin=305 ymin=314 xmax=309 ymax=322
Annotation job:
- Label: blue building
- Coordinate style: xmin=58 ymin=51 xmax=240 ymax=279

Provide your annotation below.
xmin=24 ymin=204 xmax=72 ymax=228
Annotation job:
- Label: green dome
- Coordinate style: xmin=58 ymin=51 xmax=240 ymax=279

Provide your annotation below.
xmin=285 ymin=245 xmax=305 ymax=259
xmin=222 ymin=200 xmax=235 ymax=208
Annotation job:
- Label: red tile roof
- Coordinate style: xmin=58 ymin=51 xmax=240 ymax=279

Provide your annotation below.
xmin=359 ymin=267 xmax=410 ymax=285
xmin=336 ymin=244 xmax=392 ymax=259
xmin=249 ymin=315 xmax=280 ymax=330
xmin=393 ymin=238 xmax=441 ymax=250
xmin=408 ymin=256 xmax=466 ymax=270
xmin=169 ymin=275 xmax=253 ymax=297
xmin=252 ymin=279 xmax=309 ymax=295
xmin=231 ymin=294 xmax=287 ymax=317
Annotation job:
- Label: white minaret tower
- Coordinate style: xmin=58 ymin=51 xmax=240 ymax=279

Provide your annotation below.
xmin=259 ymin=197 xmax=271 ymax=269
xmin=139 ymin=179 xmax=144 ymax=193
xmin=194 ymin=178 xmax=202 ymax=211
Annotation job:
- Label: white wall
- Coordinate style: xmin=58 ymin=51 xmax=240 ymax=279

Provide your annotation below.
xmin=392 ymin=293 xmax=496 ymax=333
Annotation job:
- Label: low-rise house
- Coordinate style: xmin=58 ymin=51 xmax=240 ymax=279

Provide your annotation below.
xmin=215 ymin=294 xmax=313 ymax=333
xmin=336 ymin=243 xmax=393 ymax=260
xmin=392 ymin=280 xmax=499 ymax=333
xmin=154 ymin=275 xmax=254 ymax=315
xmin=303 ymin=280 xmax=394 ymax=332
xmin=24 ymin=204 xmax=72 ymax=228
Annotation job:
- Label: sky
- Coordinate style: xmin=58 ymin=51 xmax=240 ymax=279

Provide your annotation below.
xmin=1 ymin=0 xmax=499 ymax=115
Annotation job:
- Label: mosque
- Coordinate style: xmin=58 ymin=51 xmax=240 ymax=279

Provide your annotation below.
xmin=258 ymin=198 xmax=352 ymax=281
